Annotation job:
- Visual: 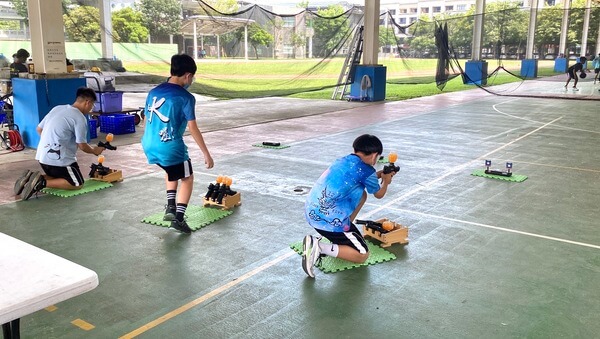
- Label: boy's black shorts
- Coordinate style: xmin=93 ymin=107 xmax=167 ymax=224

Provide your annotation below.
xmin=40 ymin=162 xmax=85 ymax=187
xmin=595 ymin=68 xmax=600 ymax=74
xmin=158 ymin=159 xmax=193 ymax=181
xmin=316 ymin=223 xmax=369 ymax=254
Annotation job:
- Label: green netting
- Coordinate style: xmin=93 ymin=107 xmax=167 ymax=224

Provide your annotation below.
xmin=471 ymin=169 xmax=528 ymax=182
xmin=41 ymin=179 xmax=113 ymax=197
xmin=141 ymin=205 xmax=232 ymax=231
xmin=290 ymin=239 xmax=396 ymax=273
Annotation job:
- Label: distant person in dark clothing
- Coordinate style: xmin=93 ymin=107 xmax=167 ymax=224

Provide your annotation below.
xmin=9 ymin=48 xmax=29 ymax=73
xmin=564 ymin=56 xmax=587 ymax=91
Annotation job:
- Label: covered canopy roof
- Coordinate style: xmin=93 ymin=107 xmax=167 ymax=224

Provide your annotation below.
xmin=181 ymin=15 xmax=255 ymax=36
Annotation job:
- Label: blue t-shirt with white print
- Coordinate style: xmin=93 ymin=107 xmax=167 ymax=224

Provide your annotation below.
xmin=305 ymin=154 xmax=380 ymax=233
xmin=141 ymin=82 xmax=196 ymax=166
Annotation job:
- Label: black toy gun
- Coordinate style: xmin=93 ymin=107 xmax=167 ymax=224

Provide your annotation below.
xmin=355 ymin=219 xmax=388 ymax=233
xmin=98 ymin=133 xmax=117 ymax=150
xmin=383 ymin=152 xmax=400 ymax=174
xmin=89 ymin=155 xmax=110 ymax=177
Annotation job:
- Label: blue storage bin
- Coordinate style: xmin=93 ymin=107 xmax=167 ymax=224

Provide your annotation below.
xmin=99 ymin=114 xmax=135 ymax=135
xmin=88 ymin=118 xmax=97 ymax=139
xmin=93 ymin=91 xmax=123 ymax=113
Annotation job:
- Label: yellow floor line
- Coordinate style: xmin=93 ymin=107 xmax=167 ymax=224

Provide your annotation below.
xmin=44 ymin=305 xmax=57 ymax=312
xmin=71 ymin=318 xmax=95 ymax=331
xmin=119 ymin=250 xmax=295 ymax=339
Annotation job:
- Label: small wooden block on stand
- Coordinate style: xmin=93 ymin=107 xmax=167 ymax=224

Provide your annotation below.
xmin=363 ymin=218 xmax=409 ymax=248
xmin=92 ymin=169 xmax=123 ymax=183
xmin=203 ymin=192 xmax=241 ymax=210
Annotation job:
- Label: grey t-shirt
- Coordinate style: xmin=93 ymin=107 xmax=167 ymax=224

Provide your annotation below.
xmin=35 ymin=104 xmax=88 ymax=166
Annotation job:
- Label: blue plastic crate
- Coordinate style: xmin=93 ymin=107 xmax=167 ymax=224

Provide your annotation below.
xmin=93 ymin=91 xmax=123 ymax=113
xmin=88 ymin=118 xmax=97 ymax=139
xmin=99 ymin=114 xmax=135 ymax=135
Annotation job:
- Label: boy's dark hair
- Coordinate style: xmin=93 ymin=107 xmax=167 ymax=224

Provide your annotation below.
xmin=353 ymin=134 xmax=383 ymax=155
xmin=77 ymin=87 xmax=97 ymax=102
xmin=16 ymin=49 xmax=29 ymax=59
xmin=580 ymin=56 xmax=587 ymax=63
xmin=171 ymin=54 xmax=197 ymax=77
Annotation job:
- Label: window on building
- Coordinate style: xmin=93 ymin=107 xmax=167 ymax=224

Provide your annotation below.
xmin=389 ymin=9 xmax=396 ymax=15
xmin=457 ymin=4 xmax=467 ymax=11
xmin=399 ymin=18 xmax=406 ymax=24
xmin=421 ymin=7 xmax=429 ymax=13
xmin=445 ymin=5 xmax=454 ymax=11
xmin=432 ymin=6 xmax=441 ymax=13
xmin=282 ymin=17 xmax=295 ymax=28
xmin=399 ymin=8 xmax=407 ymax=14
xmin=410 ymin=8 xmax=417 ymax=13
xmin=409 ymin=17 xmax=417 ymax=23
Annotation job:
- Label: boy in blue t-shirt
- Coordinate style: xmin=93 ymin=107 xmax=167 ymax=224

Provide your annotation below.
xmin=302 ymin=134 xmax=396 ymax=278
xmin=141 ymin=54 xmax=214 ymax=234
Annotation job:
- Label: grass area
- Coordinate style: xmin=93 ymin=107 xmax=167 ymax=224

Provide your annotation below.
xmin=123 ymin=58 xmax=562 ymax=101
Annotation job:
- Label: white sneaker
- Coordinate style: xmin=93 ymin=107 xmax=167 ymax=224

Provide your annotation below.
xmin=301 ymin=235 xmax=321 ymax=278
xmin=572 ymin=87 xmax=579 ymax=91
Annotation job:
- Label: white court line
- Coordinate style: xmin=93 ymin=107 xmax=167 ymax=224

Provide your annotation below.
xmin=492 ymin=99 xmax=600 ymax=135
xmin=360 ymin=116 xmax=563 ymax=219
xmin=378 ymin=206 xmax=600 ymax=250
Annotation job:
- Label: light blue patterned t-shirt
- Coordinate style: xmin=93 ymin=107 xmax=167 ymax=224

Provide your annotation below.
xmin=141 ymin=82 xmax=196 ymax=166
xmin=305 ymin=154 xmax=380 ymax=233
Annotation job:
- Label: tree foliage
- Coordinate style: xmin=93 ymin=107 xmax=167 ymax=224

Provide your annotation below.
xmin=63 ymin=5 xmax=103 ymax=42
xmin=137 ymin=0 xmax=181 ymax=40
xmin=312 ymin=5 xmax=350 ymax=58
xmin=247 ymin=23 xmax=273 ymax=59
xmin=112 ymin=7 xmax=149 ymax=43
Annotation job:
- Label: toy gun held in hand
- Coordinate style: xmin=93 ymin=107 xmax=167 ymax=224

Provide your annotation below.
xmin=383 ymin=152 xmax=400 ymax=174
xmin=98 ymin=133 xmax=116 ymax=150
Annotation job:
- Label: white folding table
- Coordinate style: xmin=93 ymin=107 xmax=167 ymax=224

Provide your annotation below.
xmin=0 ymin=232 xmax=99 ymax=339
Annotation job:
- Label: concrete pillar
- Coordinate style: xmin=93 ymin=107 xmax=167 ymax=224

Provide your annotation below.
xmin=217 ymin=35 xmax=220 ymax=59
xmin=244 ymin=25 xmax=248 ymax=60
xmin=596 ymin=21 xmax=600 ymax=55
xmin=362 ymin=0 xmax=380 ymax=65
xmin=193 ymin=20 xmax=198 ymax=60
xmin=99 ymin=0 xmax=114 ymax=59
xmin=471 ymin=0 xmax=485 ymax=61
xmin=525 ymin=0 xmax=539 ymax=59
xmin=558 ymin=0 xmax=571 ymax=57
xmin=581 ymin=0 xmax=592 ymax=56
xmin=26 ymin=0 xmax=67 ymax=73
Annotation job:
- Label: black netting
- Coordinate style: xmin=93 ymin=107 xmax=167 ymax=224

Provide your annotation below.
xmin=60 ymin=0 xmax=600 ymax=99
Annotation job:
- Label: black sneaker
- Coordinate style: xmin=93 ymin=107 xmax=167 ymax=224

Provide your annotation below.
xmin=170 ymin=219 xmax=192 ymax=234
xmin=14 ymin=169 xmax=33 ymax=195
xmin=163 ymin=205 xmax=176 ymax=221
xmin=21 ymin=171 xmax=46 ymax=201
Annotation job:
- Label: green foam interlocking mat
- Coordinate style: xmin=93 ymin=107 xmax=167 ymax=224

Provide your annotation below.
xmin=252 ymin=143 xmax=290 ymax=149
xmin=141 ymin=205 xmax=233 ymax=231
xmin=471 ymin=169 xmax=528 ymax=182
xmin=41 ymin=179 xmax=113 ymax=197
xmin=290 ymin=239 xmax=396 ymax=273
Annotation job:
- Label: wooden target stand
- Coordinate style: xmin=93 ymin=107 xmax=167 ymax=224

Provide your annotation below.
xmin=362 ymin=218 xmax=409 ymax=248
